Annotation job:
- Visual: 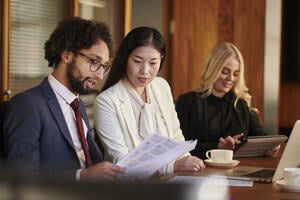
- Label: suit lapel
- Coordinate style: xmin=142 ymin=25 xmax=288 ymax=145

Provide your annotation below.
xmin=235 ymin=100 xmax=247 ymax=134
xmin=40 ymin=79 xmax=75 ymax=149
xmin=116 ymin=81 xmax=140 ymax=148
xmin=196 ymin=95 xmax=209 ymax=140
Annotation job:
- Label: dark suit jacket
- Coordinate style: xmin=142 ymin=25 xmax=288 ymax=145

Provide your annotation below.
xmin=3 ymin=79 xmax=103 ymax=179
xmin=176 ymin=91 xmax=266 ymax=159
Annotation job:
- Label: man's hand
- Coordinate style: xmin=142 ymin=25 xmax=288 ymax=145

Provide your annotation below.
xmin=80 ymin=161 xmax=126 ymax=180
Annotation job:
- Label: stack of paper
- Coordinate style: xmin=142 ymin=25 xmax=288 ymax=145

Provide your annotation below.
xmin=117 ymin=135 xmax=197 ymax=179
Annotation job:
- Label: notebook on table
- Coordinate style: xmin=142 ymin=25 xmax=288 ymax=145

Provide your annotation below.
xmin=222 ymin=120 xmax=300 ymax=183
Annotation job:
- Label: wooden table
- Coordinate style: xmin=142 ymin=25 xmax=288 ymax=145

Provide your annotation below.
xmin=170 ymin=144 xmax=300 ymax=200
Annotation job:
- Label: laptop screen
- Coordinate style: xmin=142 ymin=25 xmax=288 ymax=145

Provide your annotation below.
xmin=272 ymin=120 xmax=300 ymax=182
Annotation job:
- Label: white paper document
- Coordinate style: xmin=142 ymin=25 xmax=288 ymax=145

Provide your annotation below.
xmin=117 ymin=135 xmax=197 ymax=179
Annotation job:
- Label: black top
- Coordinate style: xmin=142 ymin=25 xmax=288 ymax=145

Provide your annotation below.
xmin=207 ymin=93 xmax=243 ymax=142
xmin=176 ymin=91 xmax=267 ymax=159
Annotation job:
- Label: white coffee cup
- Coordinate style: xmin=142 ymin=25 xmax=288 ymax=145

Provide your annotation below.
xmin=206 ymin=149 xmax=233 ymax=163
xmin=283 ymin=167 xmax=300 ymax=186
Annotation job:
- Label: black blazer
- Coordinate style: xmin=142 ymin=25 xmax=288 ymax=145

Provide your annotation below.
xmin=176 ymin=91 xmax=266 ymax=159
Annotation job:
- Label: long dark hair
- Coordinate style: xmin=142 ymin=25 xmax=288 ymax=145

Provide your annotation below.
xmin=101 ymin=26 xmax=166 ymax=92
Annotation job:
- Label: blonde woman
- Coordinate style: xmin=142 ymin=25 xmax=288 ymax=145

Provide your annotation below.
xmin=176 ymin=42 xmax=280 ymax=160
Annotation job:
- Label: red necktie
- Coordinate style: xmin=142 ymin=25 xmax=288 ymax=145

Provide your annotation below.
xmin=70 ymin=99 xmax=93 ymax=168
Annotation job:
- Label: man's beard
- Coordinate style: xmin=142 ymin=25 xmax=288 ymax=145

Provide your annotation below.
xmin=67 ymin=61 xmax=93 ymax=95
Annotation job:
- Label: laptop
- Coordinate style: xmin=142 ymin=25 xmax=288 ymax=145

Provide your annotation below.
xmin=222 ymin=120 xmax=300 ymax=183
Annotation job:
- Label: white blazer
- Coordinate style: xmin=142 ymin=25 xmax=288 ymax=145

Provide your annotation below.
xmin=94 ymin=77 xmax=187 ymax=174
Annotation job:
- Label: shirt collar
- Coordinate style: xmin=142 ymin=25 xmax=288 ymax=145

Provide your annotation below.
xmin=48 ymin=74 xmax=78 ymax=104
xmin=210 ymin=92 xmax=234 ymax=103
xmin=223 ymin=92 xmax=234 ymax=102
xmin=123 ymin=78 xmax=151 ymax=105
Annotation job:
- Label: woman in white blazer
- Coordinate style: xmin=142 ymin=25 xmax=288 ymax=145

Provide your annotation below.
xmin=94 ymin=27 xmax=205 ymax=175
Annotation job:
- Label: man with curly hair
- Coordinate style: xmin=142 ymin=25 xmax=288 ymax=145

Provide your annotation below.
xmin=3 ymin=17 xmax=125 ymax=180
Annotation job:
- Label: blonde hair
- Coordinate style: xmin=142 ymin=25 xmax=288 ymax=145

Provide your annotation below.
xmin=196 ymin=42 xmax=257 ymax=112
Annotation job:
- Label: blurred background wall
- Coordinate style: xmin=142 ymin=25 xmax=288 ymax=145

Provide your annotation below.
xmin=1 ymin=0 xmax=299 ymax=136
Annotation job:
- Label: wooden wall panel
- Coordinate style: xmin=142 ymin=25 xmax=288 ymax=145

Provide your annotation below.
xmin=233 ymin=0 xmax=266 ymax=121
xmin=279 ymin=81 xmax=300 ymax=128
xmin=171 ymin=0 xmax=219 ymax=99
xmin=218 ymin=0 xmax=234 ymax=42
xmin=1 ymin=0 xmax=10 ymax=103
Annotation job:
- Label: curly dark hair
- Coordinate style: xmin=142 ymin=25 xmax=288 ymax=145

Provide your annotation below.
xmin=101 ymin=26 xmax=166 ymax=92
xmin=44 ymin=17 xmax=113 ymax=67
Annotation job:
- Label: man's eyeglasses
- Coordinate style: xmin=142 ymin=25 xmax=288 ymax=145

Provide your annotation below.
xmin=77 ymin=52 xmax=110 ymax=75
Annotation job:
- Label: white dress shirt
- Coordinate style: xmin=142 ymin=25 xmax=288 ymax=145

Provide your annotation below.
xmin=48 ymin=74 xmax=88 ymax=169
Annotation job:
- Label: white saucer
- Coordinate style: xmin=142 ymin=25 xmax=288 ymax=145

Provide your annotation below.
xmin=204 ymin=159 xmax=240 ymax=168
xmin=275 ymin=179 xmax=300 ymax=192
